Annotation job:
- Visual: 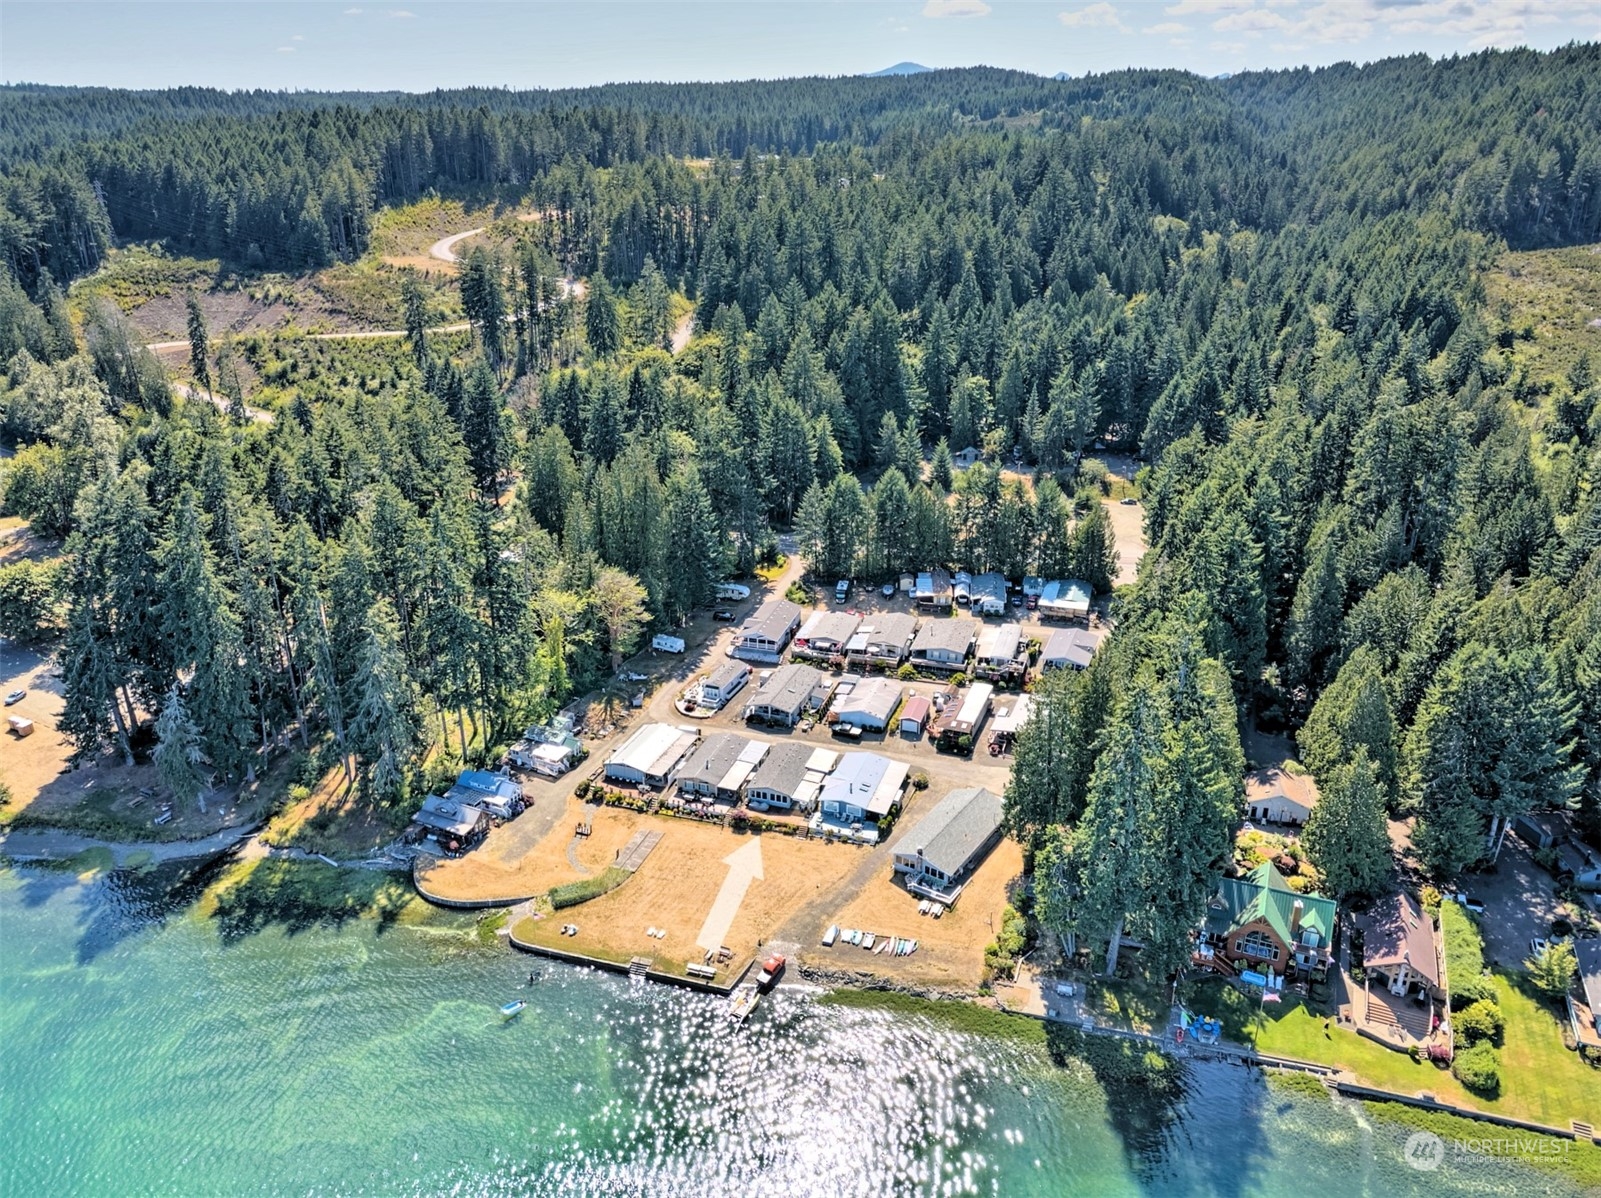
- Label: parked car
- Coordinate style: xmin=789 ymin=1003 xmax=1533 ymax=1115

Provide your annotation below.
xmin=1455 ymin=894 xmax=1485 ymax=914
xmin=1530 ymin=937 xmax=1549 ymax=957
xmin=881 ymin=582 xmax=896 ymax=598
xmin=618 ymin=670 xmax=648 ymax=682
xmin=1120 ymin=497 xmax=1138 ymax=505
xmin=3 ymin=690 xmax=24 ymax=706
xmin=835 ymin=579 xmax=851 ymax=602
xmin=712 ymin=609 xmax=737 ymax=622
xmin=830 ymin=722 xmax=863 ymax=741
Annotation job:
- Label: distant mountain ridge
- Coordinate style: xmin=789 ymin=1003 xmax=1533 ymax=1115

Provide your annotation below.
xmin=866 ymin=62 xmax=933 ymax=77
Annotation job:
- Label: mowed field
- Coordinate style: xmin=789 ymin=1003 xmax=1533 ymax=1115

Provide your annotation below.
xmin=510 ymin=812 xmax=862 ymax=982
xmin=816 ymin=837 xmax=1024 ymax=989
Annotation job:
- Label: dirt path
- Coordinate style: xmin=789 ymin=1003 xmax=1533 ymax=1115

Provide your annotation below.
xmin=670 ymin=311 xmax=694 ymax=355
xmin=0 ymin=822 xmax=259 ymax=867
xmin=429 ymin=227 xmax=486 ymax=263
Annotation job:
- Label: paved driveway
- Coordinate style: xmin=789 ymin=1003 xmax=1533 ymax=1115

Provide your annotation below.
xmin=1466 ymin=839 xmax=1564 ymax=968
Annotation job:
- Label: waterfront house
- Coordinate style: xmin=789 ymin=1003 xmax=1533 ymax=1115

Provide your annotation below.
xmin=973 ymin=622 xmax=1026 ymax=680
xmin=744 ymin=662 xmax=831 ymax=728
xmin=815 ymin=752 xmax=908 ymax=836
xmin=1244 ymin=767 xmax=1319 ymax=827
xmin=791 ymin=611 xmax=862 ymax=661
xmin=447 ymin=770 xmax=524 ymax=820
xmin=745 ymin=742 xmax=837 ymax=812
xmin=892 ymin=786 xmax=1005 ymax=903
xmin=1351 ymin=890 xmax=1443 ymax=1049
xmin=909 ymin=617 xmax=978 ymax=672
xmin=1037 ymin=579 xmax=1092 ymax=622
xmin=730 ymin=599 xmax=802 ymax=662
xmin=1568 ymin=940 xmax=1601 ymax=1059
xmin=845 ymin=613 xmax=919 ymax=668
xmin=829 ymin=675 xmax=903 ymax=733
xmin=1199 ymin=862 xmax=1336 ymax=983
xmin=604 ymin=723 xmax=700 ymax=789
xmin=411 ymin=794 xmax=491 ymax=851
xmin=677 ymin=733 xmax=767 ymax=803
xmin=697 ymin=661 xmax=751 ymax=712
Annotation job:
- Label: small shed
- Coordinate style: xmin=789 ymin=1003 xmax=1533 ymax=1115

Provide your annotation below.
xmin=899 ymin=695 xmax=931 ymax=738
xmin=7 ymin=715 xmax=34 ymax=737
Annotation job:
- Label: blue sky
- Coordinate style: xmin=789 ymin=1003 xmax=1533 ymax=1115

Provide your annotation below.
xmin=4 ymin=1 xmax=1599 ymax=90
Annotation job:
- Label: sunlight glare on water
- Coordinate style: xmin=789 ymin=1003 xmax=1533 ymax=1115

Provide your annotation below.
xmin=0 ymin=863 xmax=1583 ymax=1198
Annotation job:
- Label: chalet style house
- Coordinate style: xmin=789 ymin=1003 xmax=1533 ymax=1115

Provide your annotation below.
xmin=1196 ymin=862 xmax=1336 ymax=983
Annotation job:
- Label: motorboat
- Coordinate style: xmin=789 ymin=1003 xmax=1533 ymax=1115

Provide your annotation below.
xmin=499 ymin=1000 xmax=528 ymax=1019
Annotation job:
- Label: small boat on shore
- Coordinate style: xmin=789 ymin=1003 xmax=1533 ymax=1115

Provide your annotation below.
xmin=499 ymin=1000 xmax=528 ymax=1019
xmin=728 ymin=982 xmax=760 ymax=1024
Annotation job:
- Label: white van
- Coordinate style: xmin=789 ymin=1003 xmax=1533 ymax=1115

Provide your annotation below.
xmin=715 ymin=583 xmax=751 ymax=601
xmin=651 ymin=634 xmax=686 ymax=654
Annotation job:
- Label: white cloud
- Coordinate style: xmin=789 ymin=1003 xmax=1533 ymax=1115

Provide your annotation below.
xmin=1210 ymin=38 xmax=1249 ymax=51
xmin=1166 ymin=0 xmax=1255 ymax=14
xmin=1213 ymin=8 xmax=1290 ymax=30
xmin=922 ymin=0 xmax=991 ymax=16
xmin=387 ymin=8 xmax=415 ymax=18
xmin=1059 ymin=3 xmax=1130 ymax=30
xmin=1143 ymin=20 xmax=1191 ymax=33
xmin=291 ymin=33 xmax=305 ymax=41
xmin=276 ymin=45 xmax=296 ymax=53
xmin=343 ymin=6 xmax=362 ymax=12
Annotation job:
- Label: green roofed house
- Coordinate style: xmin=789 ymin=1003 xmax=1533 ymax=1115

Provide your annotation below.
xmin=1197 ymin=862 xmax=1336 ymax=984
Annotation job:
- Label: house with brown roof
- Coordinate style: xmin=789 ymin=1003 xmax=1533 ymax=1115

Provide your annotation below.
xmin=1244 ymin=767 xmax=1319 ymax=827
xmin=1351 ymin=891 xmax=1445 ymax=1050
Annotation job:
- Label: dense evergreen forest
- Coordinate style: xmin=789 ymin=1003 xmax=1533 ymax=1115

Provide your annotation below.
xmin=1 ymin=50 xmax=1598 ymax=971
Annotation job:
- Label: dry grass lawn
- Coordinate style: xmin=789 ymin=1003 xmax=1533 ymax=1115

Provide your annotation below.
xmin=820 ymin=837 xmax=1024 ymax=989
xmin=510 ymin=813 xmax=859 ymax=982
xmin=416 ymin=796 xmax=641 ymax=902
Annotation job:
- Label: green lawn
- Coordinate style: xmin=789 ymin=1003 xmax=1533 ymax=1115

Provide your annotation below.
xmin=1184 ymin=973 xmax=1601 ymax=1130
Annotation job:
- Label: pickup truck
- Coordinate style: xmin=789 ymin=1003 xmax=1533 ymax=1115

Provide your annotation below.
xmin=830 ymin=722 xmax=863 ymax=741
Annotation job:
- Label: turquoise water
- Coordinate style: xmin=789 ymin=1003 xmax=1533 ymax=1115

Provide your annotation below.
xmin=0 ymin=861 xmax=1581 ymax=1197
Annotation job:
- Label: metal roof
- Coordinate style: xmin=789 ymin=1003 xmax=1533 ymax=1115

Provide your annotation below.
xmin=750 ymin=663 xmax=827 ymax=715
xmin=736 ymin=598 xmax=802 ymax=645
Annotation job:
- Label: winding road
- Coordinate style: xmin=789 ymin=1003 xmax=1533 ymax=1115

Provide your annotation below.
xmin=428 ymin=227 xmax=486 ymax=263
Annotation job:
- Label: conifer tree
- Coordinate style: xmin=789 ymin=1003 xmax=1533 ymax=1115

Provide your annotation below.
xmin=154 ymin=684 xmax=208 ymax=813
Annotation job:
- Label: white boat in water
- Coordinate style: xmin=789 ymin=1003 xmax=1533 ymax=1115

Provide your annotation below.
xmin=499 ymin=1000 xmax=527 ymax=1018
xmin=728 ymin=982 xmax=760 ymax=1024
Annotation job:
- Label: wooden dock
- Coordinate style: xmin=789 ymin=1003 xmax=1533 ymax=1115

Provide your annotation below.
xmin=615 ymin=830 xmax=663 ymax=873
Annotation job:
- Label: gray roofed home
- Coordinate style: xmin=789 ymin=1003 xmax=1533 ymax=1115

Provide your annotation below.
xmin=846 ymin=612 xmax=919 ymax=664
xmin=892 ymin=786 xmax=1004 ymax=901
xmin=730 ymin=598 xmax=803 ymax=661
xmin=1041 ymin=627 xmax=1099 ymax=671
xmin=792 ymin=610 xmax=862 ymax=658
xmin=697 ymin=661 xmax=751 ymax=711
xmin=411 ymin=794 xmax=491 ymax=848
xmin=830 ymin=675 xmax=903 ymax=731
xmin=1354 ymin=891 xmax=1443 ymax=995
xmin=744 ymin=662 xmax=831 ymax=727
xmin=745 ymin=741 xmax=837 ymax=812
xmin=910 ymin=617 xmax=979 ymax=667
xmin=677 ymin=732 xmax=766 ymax=801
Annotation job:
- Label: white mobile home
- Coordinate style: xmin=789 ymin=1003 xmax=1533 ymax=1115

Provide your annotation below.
xmin=604 ymin=723 xmax=700 ymax=788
